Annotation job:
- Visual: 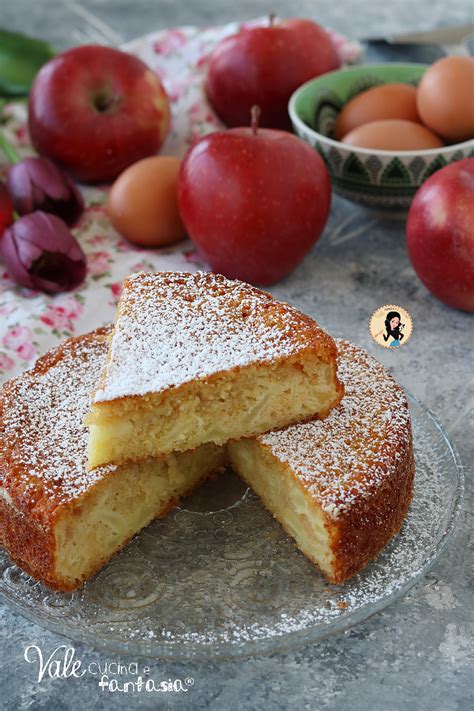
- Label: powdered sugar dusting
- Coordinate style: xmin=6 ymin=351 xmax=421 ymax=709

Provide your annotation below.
xmin=1 ymin=329 xmax=116 ymax=522
xmin=93 ymin=272 xmax=332 ymax=402
xmin=259 ymin=339 xmax=412 ymax=519
xmin=0 ymin=342 xmax=463 ymax=659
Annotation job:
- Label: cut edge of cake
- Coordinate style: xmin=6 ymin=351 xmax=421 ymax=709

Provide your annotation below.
xmin=0 ymin=328 xmax=226 ymax=591
xmin=0 ymin=445 xmax=225 ymax=592
xmin=228 ymin=437 xmax=414 ymax=584
xmin=86 ymin=272 xmax=344 ymax=469
xmin=227 ymin=339 xmax=415 ymax=584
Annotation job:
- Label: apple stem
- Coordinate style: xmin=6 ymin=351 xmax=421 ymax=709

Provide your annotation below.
xmin=269 ymin=13 xmax=276 ymax=27
xmin=251 ymin=105 xmax=261 ymax=135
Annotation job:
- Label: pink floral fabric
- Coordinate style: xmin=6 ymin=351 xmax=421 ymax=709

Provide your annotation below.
xmin=0 ymin=19 xmax=360 ymax=381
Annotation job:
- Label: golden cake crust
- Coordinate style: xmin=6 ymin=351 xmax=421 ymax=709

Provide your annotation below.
xmin=91 ymin=271 xmax=342 ymax=406
xmin=0 ymin=326 xmax=224 ymax=590
xmin=0 ymin=326 xmax=114 ymax=529
xmin=0 ymin=464 xmax=216 ymax=591
xmin=86 ymin=271 xmax=343 ymax=469
xmin=327 ymin=444 xmax=414 ymax=582
xmin=0 ymin=327 xmax=113 ymax=589
xmin=234 ymin=339 xmax=414 ymax=583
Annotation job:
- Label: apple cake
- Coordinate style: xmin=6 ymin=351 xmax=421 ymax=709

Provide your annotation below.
xmin=86 ymin=271 xmax=343 ymax=469
xmin=228 ymin=339 xmax=415 ymax=584
xmin=0 ymin=327 xmax=226 ymax=591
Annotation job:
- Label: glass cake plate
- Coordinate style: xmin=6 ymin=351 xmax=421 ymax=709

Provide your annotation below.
xmin=0 ymin=395 xmax=464 ymax=660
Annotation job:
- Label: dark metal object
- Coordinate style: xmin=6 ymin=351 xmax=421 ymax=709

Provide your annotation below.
xmin=363 ymin=24 xmax=474 ymax=63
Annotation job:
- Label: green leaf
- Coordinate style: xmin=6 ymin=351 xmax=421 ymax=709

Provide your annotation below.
xmin=0 ymin=27 xmax=55 ymax=98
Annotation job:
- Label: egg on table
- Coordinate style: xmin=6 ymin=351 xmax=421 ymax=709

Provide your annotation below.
xmin=107 ymin=156 xmax=187 ymax=248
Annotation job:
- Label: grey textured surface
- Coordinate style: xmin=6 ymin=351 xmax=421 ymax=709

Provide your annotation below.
xmin=0 ymin=1 xmax=473 ymax=709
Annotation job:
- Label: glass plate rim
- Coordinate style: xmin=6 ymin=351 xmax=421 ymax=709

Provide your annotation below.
xmin=0 ymin=393 xmax=465 ymax=661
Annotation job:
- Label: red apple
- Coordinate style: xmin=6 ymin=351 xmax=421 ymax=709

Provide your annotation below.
xmin=206 ymin=17 xmax=340 ymax=131
xmin=28 ymin=45 xmax=170 ymax=184
xmin=406 ymin=158 xmax=474 ymax=313
xmin=178 ymin=109 xmax=331 ymax=285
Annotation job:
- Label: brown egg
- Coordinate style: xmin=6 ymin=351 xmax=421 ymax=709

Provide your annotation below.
xmin=107 ymin=156 xmax=186 ymax=247
xmin=341 ymin=119 xmax=444 ymax=150
xmin=417 ymin=56 xmax=474 ymax=142
xmin=334 ymin=83 xmax=420 ymax=140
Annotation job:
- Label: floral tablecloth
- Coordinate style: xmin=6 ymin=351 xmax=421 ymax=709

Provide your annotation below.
xmin=0 ymin=19 xmax=360 ymax=381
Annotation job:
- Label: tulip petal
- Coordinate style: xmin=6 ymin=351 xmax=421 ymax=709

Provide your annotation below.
xmin=0 ymin=211 xmax=87 ymax=293
xmin=30 ymin=158 xmax=70 ymax=201
xmin=31 ymin=181 xmax=47 ymax=206
xmin=7 ymin=157 xmax=84 ymax=226
xmin=14 ymin=233 xmax=44 ymax=267
xmin=1 ymin=225 xmax=35 ymax=288
xmin=30 ymin=252 xmax=87 ymax=293
xmin=6 ymin=162 xmax=34 ymax=214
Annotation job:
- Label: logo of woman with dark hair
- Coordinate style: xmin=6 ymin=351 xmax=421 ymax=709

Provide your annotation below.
xmin=370 ymin=304 xmax=413 ymax=349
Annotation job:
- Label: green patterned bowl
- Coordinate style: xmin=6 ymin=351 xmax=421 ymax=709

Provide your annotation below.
xmin=288 ymin=63 xmax=474 ymax=209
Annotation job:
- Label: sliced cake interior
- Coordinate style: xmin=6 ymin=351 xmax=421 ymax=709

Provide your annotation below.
xmin=228 ymin=339 xmax=415 ymax=584
xmin=53 ymin=445 xmax=224 ymax=590
xmin=86 ymin=272 xmax=343 ymax=469
xmin=228 ymin=439 xmax=336 ymax=578
xmin=0 ymin=327 xmax=225 ymax=591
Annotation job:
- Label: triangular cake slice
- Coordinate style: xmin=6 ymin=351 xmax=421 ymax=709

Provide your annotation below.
xmin=86 ymin=272 xmax=344 ymax=469
xmin=228 ymin=340 xmax=414 ymax=584
xmin=0 ymin=328 xmax=225 ymax=591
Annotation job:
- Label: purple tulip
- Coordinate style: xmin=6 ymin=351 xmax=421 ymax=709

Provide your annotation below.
xmin=1 ymin=211 xmax=87 ymax=293
xmin=6 ymin=157 xmax=84 ymax=226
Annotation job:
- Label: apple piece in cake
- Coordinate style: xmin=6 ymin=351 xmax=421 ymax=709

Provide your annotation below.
xmin=86 ymin=271 xmax=343 ymax=469
xmin=228 ymin=339 xmax=414 ymax=584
